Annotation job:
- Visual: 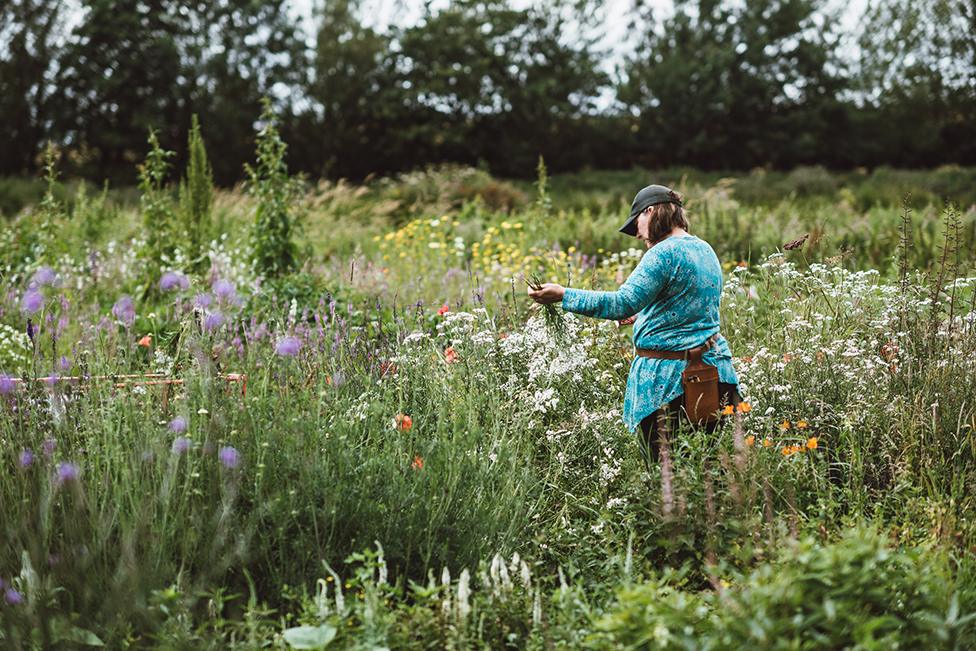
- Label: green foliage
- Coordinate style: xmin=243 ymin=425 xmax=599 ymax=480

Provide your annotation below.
xmin=137 ymin=129 xmax=177 ymax=289
xmin=178 ymin=114 xmax=214 ymax=271
xmin=592 ymin=528 xmax=975 ymax=649
xmin=246 ymin=98 xmax=301 ymax=278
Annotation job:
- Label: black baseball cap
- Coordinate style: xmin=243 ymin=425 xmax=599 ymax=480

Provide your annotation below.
xmin=619 ymin=184 xmax=683 ymax=237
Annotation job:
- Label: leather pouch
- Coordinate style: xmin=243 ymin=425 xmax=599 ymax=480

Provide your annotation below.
xmin=682 ymin=356 xmax=720 ymax=425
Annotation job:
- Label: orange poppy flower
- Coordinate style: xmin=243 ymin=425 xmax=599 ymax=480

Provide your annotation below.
xmin=796 ymin=420 xmax=808 ymax=429
xmin=780 ymin=420 xmax=791 ymax=430
xmin=411 ymin=455 xmax=424 ymax=471
xmin=137 ymin=334 xmax=152 ymax=347
xmin=762 ymin=437 xmax=773 ymax=448
xmin=444 ymin=346 xmax=460 ymax=364
xmin=782 ymin=353 xmax=793 ymax=363
xmin=722 ymin=404 xmax=734 ymax=416
xmin=395 ymin=413 xmax=413 ymax=432
xmin=806 ymin=437 xmax=818 ymax=450
xmin=736 ymin=402 xmax=752 ymax=414
xmin=744 ymin=435 xmax=755 ymax=447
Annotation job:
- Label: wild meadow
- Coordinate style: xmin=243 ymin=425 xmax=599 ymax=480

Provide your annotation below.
xmin=1 ymin=118 xmax=976 ymax=648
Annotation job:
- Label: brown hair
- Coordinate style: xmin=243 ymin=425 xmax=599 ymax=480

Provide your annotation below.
xmin=644 ymin=202 xmax=689 ymax=244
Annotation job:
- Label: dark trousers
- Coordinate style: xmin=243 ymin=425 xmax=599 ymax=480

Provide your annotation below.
xmin=638 ymin=382 xmax=742 ymax=465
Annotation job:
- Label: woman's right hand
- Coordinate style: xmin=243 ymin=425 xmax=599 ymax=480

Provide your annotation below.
xmin=527 ymin=283 xmax=565 ymax=305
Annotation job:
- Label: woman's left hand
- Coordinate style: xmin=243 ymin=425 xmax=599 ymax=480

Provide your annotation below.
xmin=527 ymin=283 xmax=565 ymax=305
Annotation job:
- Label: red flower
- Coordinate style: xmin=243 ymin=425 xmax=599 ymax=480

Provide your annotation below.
xmin=395 ymin=413 xmax=413 ymax=432
xmin=444 ymin=346 xmax=460 ymax=364
xmin=137 ymin=334 xmax=152 ymax=347
xmin=437 ymin=304 xmax=450 ymax=316
xmin=411 ymin=454 xmax=424 ymax=471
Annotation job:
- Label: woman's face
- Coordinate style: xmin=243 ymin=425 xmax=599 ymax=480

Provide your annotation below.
xmin=636 ymin=208 xmax=653 ymax=247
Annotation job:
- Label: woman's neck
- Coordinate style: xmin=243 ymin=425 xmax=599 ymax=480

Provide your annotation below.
xmin=644 ymin=227 xmax=690 ymax=249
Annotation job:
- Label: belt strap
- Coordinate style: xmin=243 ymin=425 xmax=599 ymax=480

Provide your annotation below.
xmin=635 ymin=333 xmax=719 ymax=361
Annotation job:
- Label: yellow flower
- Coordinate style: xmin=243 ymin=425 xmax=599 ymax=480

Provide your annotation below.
xmin=797 ymin=420 xmax=808 ymax=429
xmin=806 ymin=437 xmax=818 ymax=450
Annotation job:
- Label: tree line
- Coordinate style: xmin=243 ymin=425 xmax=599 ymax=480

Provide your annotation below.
xmin=1 ymin=0 xmax=973 ymax=185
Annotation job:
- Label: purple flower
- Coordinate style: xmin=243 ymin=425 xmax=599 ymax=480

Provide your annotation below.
xmin=31 ymin=266 xmax=57 ymax=287
xmin=5 ymin=588 xmax=23 ymax=605
xmin=21 ymin=289 xmax=44 ymax=315
xmin=168 ymin=416 xmax=188 ymax=433
xmin=19 ymin=449 xmax=34 ymax=468
xmin=0 ymin=374 xmax=15 ymax=395
xmin=274 ymin=336 xmax=302 ymax=357
xmin=42 ymin=438 xmax=56 ymax=457
xmin=160 ymin=271 xmax=190 ymax=292
xmin=112 ymin=295 xmax=136 ymax=327
xmin=218 ymin=446 xmax=240 ymax=469
xmin=213 ymin=279 xmax=237 ymax=303
xmin=204 ymin=312 xmax=225 ymax=331
xmin=31 ymin=267 xmax=58 ymax=285
xmin=171 ymin=437 xmax=191 ymax=455
xmin=194 ymin=293 xmax=212 ymax=309
xmin=56 ymin=462 xmax=80 ymax=484
xmin=58 ymin=355 xmax=71 ymax=371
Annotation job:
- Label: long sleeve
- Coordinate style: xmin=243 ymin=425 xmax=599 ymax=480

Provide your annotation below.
xmin=561 ymin=246 xmax=671 ymax=320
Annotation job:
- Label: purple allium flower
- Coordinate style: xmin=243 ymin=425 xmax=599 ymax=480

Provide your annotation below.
xmin=112 ymin=295 xmax=136 ymax=327
xmin=5 ymin=588 xmax=23 ymax=605
xmin=31 ymin=266 xmax=57 ymax=286
xmin=213 ymin=279 xmax=237 ymax=303
xmin=97 ymin=315 xmax=114 ymax=333
xmin=204 ymin=312 xmax=225 ymax=331
xmin=56 ymin=462 xmax=80 ymax=484
xmin=0 ymin=374 xmax=14 ymax=395
xmin=168 ymin=416 xmax=188 ymax=433
xmin=21 ymin=289 xmax=44 ymax=314
xmin=218 ymin=446 xmax=240 ymax=469
xmin=274 ymin=336 xmax=302 ymax=357
xmin=171 ymin=437 xmax=191 ymax=455
xmin=194 ymin=293 xmax=212 ymax=309
xmin=42 ymin=438 xmax=56 ymax=457
xmin=160 ymin=271 xmax=189 ymax=292
xmin=19 ymin=449 xmax=33 ymax=468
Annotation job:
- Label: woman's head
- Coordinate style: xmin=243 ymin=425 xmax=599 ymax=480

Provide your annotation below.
xmin=620 ymin=184 xmax=686 ymax=244
xmin=636 ymin=201 xmax=689 ymax=245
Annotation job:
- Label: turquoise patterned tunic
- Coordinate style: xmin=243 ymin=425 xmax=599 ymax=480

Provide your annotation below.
xmin=561 ymin=234 xmax=739 ymax=432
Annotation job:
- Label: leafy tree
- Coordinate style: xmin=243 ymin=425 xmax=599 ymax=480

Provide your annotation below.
xmin=620 ymin=0 xmax=850 ymax=169
xmin=394 ymin=0 xmax=610 ymax=176
xmin=300 ymin=0 xmax=403 ymax=179
xmin=246 ymin=98 xmax=300 ymax=279
xmin=56 ymin=0 xmax=306 ymax=184
xmin=0 ymin=0 xmax=64 ymax=175
xmin=178 ymin=114 xmax=214 ymax=272
xmin=856 ymin=0 xmax=976 ymax=166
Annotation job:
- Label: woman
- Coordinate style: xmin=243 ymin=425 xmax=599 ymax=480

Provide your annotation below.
xmin=527 ymin=184 xmax=741 ymax=466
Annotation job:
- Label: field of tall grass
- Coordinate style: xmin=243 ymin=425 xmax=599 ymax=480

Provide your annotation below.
xmin=1 ymin=154 xmax=975 ymax=648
